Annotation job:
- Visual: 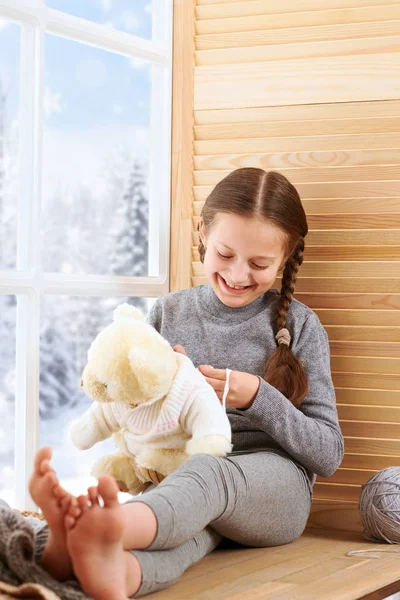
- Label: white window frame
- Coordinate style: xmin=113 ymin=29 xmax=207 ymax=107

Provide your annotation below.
xmin=0 ymin=0 xmax=173 ymax=509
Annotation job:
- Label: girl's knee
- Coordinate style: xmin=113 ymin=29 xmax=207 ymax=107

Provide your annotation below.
xmin=186 ymin=453 xmax=221 ymax=469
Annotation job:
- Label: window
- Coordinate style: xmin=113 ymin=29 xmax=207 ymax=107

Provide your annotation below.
xmin=0 ymin=0 xmax=172 ymax=509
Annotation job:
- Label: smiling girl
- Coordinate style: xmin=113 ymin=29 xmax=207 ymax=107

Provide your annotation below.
xmin=30 ymin=167 xmax=344 ymax=600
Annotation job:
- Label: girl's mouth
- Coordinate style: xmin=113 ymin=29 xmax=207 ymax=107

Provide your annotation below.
xmin=218 ymin=274 xmax=254 ymax=295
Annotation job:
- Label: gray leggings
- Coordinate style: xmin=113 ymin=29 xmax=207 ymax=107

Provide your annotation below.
xmin=129 ymin=451 xmax=312 ymax=597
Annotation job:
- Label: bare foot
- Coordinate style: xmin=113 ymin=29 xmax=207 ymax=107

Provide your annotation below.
xmin=66 ymin=476 xmax=141 ymax=600
xmin=28 ymin=447 xmax=80 ymax=581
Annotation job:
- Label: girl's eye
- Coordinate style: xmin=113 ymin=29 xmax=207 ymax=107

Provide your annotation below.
xmin=252 ymin=264 xmax=268 ymax=270
xmin=217 ymin=251 xmax=232 ymax=260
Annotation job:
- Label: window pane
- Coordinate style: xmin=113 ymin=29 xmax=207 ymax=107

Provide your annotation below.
xmin=0 ymin=22 xmax=20 ymax=271
xmin=39 ymin=295 xmax=154 ymax=495
xmin=0 ymin=295 xmax=16 ymax=506
xmin=42 ymin=34 xmax=152 ymax=277
xmin=46 ymin=0 xmax=153 ymax=40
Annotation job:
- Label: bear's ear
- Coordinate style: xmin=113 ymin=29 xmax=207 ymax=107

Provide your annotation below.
xmin=113 ymin=303 xmax=144 ymax=322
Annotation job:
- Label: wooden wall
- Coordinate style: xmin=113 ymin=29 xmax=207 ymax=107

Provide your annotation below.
xmin=171 ymin=0 xmax=400 ymax=531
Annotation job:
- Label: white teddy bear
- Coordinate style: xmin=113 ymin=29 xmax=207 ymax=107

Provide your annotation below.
xmin=70 ymin=303 xmax=232 ymax=494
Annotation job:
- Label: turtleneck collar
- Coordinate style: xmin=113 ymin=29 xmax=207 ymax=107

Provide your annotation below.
xmin=197 ymin=285 xmax=277 ymax=323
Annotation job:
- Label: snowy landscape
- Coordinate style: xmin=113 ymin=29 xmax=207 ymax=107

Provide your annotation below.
xmin=0 ymin=1 xmax=155 ymax=506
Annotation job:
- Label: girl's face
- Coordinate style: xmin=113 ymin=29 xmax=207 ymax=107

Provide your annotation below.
xmin=200 ymin=213 xmax=288 ymax=308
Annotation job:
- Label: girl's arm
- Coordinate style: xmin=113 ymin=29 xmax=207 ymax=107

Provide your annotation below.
xmin=147 ymin=299 xmax=162 ymax=332
xmin=240 ymin=312 xmax=344 ymax=477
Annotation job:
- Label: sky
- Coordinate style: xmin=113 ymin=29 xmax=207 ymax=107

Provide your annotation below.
xmin=0 ymin=1 xmax=155 ymax=204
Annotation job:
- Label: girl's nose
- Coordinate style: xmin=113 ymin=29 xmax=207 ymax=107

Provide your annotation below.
xmin=229 ymin=262 xmax=250 ymax=284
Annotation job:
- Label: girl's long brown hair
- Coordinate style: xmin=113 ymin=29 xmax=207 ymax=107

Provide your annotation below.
xmin=199 ymin=168 xmax=309 ymax=407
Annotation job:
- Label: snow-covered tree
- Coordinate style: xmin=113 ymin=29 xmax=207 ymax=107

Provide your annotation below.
xmin=109 ymin=160 xmax=149 ymax=312
xmin=39 ymin=318 xmax=75 ymax=420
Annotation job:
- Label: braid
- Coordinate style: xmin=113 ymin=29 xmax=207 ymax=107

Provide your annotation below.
xmin=276 ymin=238 xmax=305 ymax=332
xmin=198 ymin=239 xmax=206 ymax=263
xmin=197 ymin=222 xmax=206 ymax=263
xmin=264 ymin=237 xmax=308 ymax=407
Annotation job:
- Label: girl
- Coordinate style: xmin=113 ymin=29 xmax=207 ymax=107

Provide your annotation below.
xmin=30 ymin=167 xmax=344 ymax=599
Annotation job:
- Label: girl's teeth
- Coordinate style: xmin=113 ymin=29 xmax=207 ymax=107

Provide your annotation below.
xmin=224 ymin=278 xmax=247 ymax=290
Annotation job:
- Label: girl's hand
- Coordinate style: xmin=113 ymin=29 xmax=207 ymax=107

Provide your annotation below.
xmin=173 ymin=345 xmax=188 ymax=356
xmin=198 ymin=366 xmax=260 ymax=410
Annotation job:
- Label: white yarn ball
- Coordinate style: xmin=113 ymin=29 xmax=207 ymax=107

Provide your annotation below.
xmin=359 ymin=466 xmax=400 ymax=544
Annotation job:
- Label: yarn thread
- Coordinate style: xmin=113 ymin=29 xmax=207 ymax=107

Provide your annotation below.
xmin=222 ymin=369 xmax=232 ymax=409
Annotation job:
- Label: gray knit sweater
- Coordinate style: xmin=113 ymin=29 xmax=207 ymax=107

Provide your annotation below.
xmin=148 ymin=285 xmax=344 ymax=492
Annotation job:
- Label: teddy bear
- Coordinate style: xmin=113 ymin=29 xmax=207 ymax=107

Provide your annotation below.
xmin=69 ymin=303 xmax=232 ymax=494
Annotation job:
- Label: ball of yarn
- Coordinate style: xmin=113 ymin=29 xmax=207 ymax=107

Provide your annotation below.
xmin=359 ymin=466 xmax=400 ymax=544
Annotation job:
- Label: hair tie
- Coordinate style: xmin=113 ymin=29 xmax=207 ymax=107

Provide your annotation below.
xmin=276 ymin=328 xmax=291 ymax=347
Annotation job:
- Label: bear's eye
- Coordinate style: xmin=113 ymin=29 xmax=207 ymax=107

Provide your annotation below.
xmin=103 ymin=382 xmax=108 ymax=388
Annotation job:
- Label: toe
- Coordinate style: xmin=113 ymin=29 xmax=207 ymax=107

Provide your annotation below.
xmin=60 ymin=495 xmax=71 ymax=512
xmin=65 ymin=514 xmax=76 ymax=530
xmin=68 ymin=498 xmax=82 ymax=519
xmin=34 ymin=447 xmax=52 ymax=474
xmin=78 ymin=495 xmax=89 ymax=512
xmin=44 ymin=471 xmax=58 ymax=490
xmin=54 ymin=483 xmax=68 ymax=500
xmin=98 ymin=475 xmax=120 ymax=508
xmin=88 ymin=486 xmax=99 ymax=506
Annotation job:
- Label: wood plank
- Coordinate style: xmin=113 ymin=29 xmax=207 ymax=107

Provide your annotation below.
xmin=326 ymin=326 xmax=400 ymax=342
xmin=298 ymin=293 xmax=400 ymax=310
xmin=192 ymin=229 xmax=400 ymax=246
xmin=303 ymin=215 xmax=400 ymax=230
xmin=341 ymin=452 xmax=400 ymax=470
xmin=340 ymin=420 xmax=400 ymax=439
xmin=194 ymin=165 xmax=400 ymax=185
xmin=194 ymin=181 xmax=400 ymax=200
xmin=196 ymin=35 xmax=400 ymax=65
xmin=335 ymin=388 xmax=400 ymax=407
xmin=192 ymin=275 xmax=400 ymax=294
xmin=314 ymin=482 xmax=360 ymax=502
xmin=195 ymin=5 xmax=400 ymax=35
xmin=194 ymin=99 xmax=400 ymax=125
xmin=300 ymin=309 xmax=400 ymax=327
xmin=192 ymin=244 xmax=400 ymax=261
xmin=194 ymin=54 xmax=400 ymax=109
xmin=193 ymin=212 xmax=400 ymax=230
xmin=319 ymin=468 xmax=376 ymax=486
xmin=150 ymin=528 xmax=400 ymax=600
xmin=196 ymin=0 xmax=400 ymax=19
xmin=194 ymin=132 xmax=400 ymax=155
xmin=333 ymin=372 xmax=400 ymax=390
xmin=330 ymin=341 xmax=400 ymax=357
xmin=195 ymin=20 xmax=400 ymax=51
xmin=169 ymin=0 xmax=196 ymax=292
xmin=193 ymin=260 xmax=400 ymax=278
xmin=317 ymin=309 xmax=400 ymax=327
xmin=194 ymin=118 xmax=400 ymax=141
xmin=331 ymin=356 xmax=400 ymax=376
xmin=194 ymin=150 xmax=400 ymax=171
xmin=194 ymin=197 xmax=400 ymax=215
xmin=338 ymin=405 xmax=400 ymax=422
xmin=305 ymin=231 xmax=400 ymax=245
xmin=307 ymin=499 xmax=361 ymax=532
xmin=304 ymin=246 xmax=400 ymax=260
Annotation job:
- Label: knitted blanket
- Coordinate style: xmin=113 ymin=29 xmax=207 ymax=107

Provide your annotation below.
xmin=0 ymin=501 xmax=87 ymax=600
